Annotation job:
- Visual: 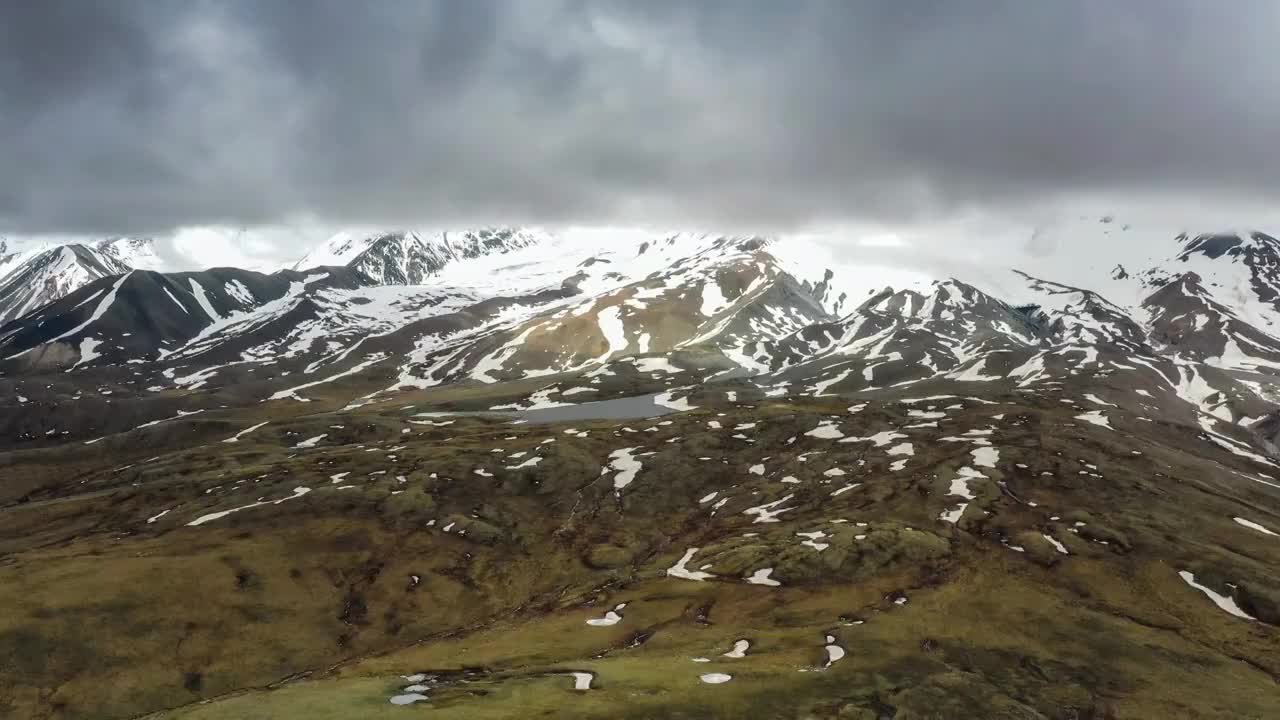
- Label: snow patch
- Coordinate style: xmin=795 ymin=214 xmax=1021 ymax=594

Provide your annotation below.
xmin=745 ymin=567 xmax=781 ymax=586
xmin=293 ymin=434 xmax=327 ymax=449
xmin=187 ymin=280 xmax=222 ymax=321
xmin=187 ymin=486 xmax=311 ymax=526
xmin=586 ymin=602 xmax=627 ymax=627
xmin=1075 ymin=411 xmax=1112 ymax=429
xmin=1233 ymin=517 xmax=1277 ymax=536
xmin=607 ymin=447 xmax=643 ymax=491
xmin=1178 ymin=570 xmax=1255 ymax=620
xmin=667 ymin=547 xmax=714 ymax=581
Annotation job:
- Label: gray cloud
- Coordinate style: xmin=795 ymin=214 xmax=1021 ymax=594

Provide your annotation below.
xmin=3 ymin=0 xmax=1280 ymax=237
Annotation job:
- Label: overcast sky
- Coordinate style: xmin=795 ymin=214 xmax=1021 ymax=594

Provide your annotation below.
xmin=4 ymin=1 xmax=1280 ymax=272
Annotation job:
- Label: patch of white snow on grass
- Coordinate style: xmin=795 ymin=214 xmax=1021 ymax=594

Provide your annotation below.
xmin=135 ymin=409 xmax=204 ymax=430
xmin=940 ymin=466 xmax=985 ymax=524
xmin=187 ymin=486 xmax=311 ymax=526
xmin=634 ymin=357 xmax=681 ymax=374
xmin=1178 ymin=570 xmax=1255 ymax=620
xmin=293 ymin=434 xmax=327 ymax=449
xmin=586 ymin=602 xmax=627 ymax=626
xmin=667 ymin=547 xmax=715 ymax=581
xmin=595 ymin=306 xmax=628 ymax=360
xmin=971 ymin=446 xmax=999 ymax=468
xmin=655 ymin=389 xmax=696 ymax=411
xmin=823 ymin=635 xmax=846 ymax=667
xmin=222 ymin=421 xmax=269 ymax=443
xmin=1233 ymin=517 xmax=1278 ymax=536
xmin=607 ymin=447 xmax=643 ymax=491
xmin=797 ymin=530 xmax=830 ymax=551
xmin=745 ymin=568 xmax=781 ymax=586
xmin=1075 ymin=411 xmax=1112 ymax=429
xmin=744 ymin=494 xmax=796 ymax=523
xmin=804 ymin=420 xmax=844 ymax=439
xmin=504 ymin=456 xmax=543 ymax=470
xmin=1042 ymin=534 xmax=1069 ymax=554
xmin=840 ymin=430 xmax=906 ymax=447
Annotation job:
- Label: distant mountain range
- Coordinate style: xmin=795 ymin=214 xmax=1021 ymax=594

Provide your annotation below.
xmin=293 ymin=227 xmax=550 ymax=284
xmin=0 ymin=227 xmax=554 ymax=324
xmin=3 ymin=225 xmax=1280 ymax=455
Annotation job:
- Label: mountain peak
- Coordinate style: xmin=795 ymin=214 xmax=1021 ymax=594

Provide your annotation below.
xmin=1174 ymin=231 xmax=1280 ymax=263
xmin=0 ymin=243 xmax=134 ymax=324
xmin=441 ymin=227 xmax=551 ymax=258
xmin=94 ymin=236 xmax=163 ymax=271
xmin=294 ymin=226 xmax=550 ymax=285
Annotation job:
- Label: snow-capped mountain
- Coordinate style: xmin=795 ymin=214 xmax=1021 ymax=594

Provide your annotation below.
xmin=0 ymin=237 xmax=162 ymax=324
xmin=5 ymin=226 xmax=1280 ymax=459
xmin=0 ymin=237 xmax=53 ymax=281
xmin=1138 ymin=233 xmax=1280 ymax=365
xmin=0 ymin=266 xmax=370 ymax=372
xmin=0 ymin=244 xmax=130 ymax=324
xmin=95 ymin=236 xmax=164 ymax=271
xmin=0 ymin=238 xmax=23 ymax=277
xmin=293 ymin=227 xmax=550 ymax=285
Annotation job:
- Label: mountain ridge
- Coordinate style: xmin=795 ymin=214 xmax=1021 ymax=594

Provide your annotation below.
xmin=4 ymin=228 xmax=1280 ymax=447
xmin=0 ymin=236 xmax=163 ymax=324
xmin=293 ymin=227 xmax=551 ymax=285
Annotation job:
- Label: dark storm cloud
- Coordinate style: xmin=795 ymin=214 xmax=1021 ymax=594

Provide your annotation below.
xmin=3 ymin=0 xmax=1280 ymax=235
